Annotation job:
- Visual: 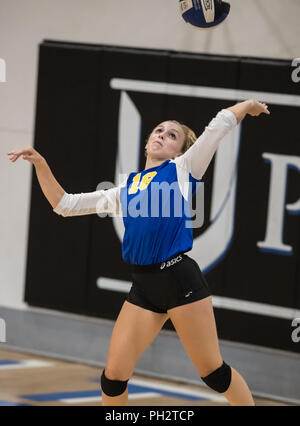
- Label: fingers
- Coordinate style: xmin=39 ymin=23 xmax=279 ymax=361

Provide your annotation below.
xmin=7 ymin=152 xmax=22 ymax=162
xmin=7 ymin=147 xmax=34 ymax=162
xmin=247 ymin=99 xmax=270 ymax=118
xmin=255 ymin=101 xmax=270 ymax=116
xmin=260 ymin=101 xmax=270 ymax=114
xmin=7 ymin=152 xmax=20 ymax=162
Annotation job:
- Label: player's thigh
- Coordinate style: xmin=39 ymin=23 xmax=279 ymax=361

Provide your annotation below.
xmin=105 ymin=301 xmax=168 ymax=380
xmin=167 ymin=296 xmax=223 ymax=377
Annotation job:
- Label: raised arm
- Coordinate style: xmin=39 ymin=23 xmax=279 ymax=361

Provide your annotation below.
xmin=228 ymin=99 xmax=270 ymax=124
xmin=7 ymin=147 xmax=123 ymax=217
xmin=173 ymin=99 xmax=270 ymax=180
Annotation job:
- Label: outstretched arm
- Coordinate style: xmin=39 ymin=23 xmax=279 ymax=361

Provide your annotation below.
xmin=53 ymin=186 xmax=122 ymax=217
xmin=8 ymin=147 xmax=65 ymax=209
xmin=7 ymin=147 xmax=123 ymax=216
xmin=173 ymin=99 xmax=270 ymax=180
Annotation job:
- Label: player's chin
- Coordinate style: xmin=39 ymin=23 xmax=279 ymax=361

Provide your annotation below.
xmin=148 ymin=146 xmax=163 ymax=155
xmin=148 ymin=152 xmax=169 ymax=162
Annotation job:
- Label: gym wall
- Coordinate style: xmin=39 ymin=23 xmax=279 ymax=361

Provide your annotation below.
xmin=1 ymin=0 xmax=299 ymax=401
xmin=24 ymin=40 xmax=300 ymax=353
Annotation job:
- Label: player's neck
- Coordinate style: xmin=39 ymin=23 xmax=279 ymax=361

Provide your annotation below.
xmin=144 ymin=157 xmax=168 ymax=171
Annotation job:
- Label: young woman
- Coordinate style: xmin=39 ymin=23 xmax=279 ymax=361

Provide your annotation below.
xmin=8 ymin=99 xmax=270 ymax=406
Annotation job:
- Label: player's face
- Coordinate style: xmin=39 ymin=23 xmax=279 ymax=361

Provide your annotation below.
xmin=146 ymin=121 xmax=185 ymax=160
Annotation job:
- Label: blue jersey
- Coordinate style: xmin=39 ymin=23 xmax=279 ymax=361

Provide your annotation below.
xmin=54 ymin=109 xmax=237 ymax=265
xmin=120 ymin=159 xmax=201 ymax=265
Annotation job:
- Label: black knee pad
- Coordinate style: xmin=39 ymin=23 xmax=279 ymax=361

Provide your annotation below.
xmin=100 ymin=369 xmax=129 ymax=397
xmin=201 ymin=361 xmax=232 ymax=393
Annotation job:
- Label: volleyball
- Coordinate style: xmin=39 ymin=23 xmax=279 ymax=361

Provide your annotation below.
xmin=179 ymin=0 xmax=231 ymax=30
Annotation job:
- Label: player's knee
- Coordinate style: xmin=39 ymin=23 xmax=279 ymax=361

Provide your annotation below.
xmin=201 ymin=361 xmax=232 ymax=393
xmin=100 ymin=369 xmax=129 ymax=397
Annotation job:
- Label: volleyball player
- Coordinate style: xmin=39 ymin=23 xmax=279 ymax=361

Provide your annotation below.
xmin=8 ymin=99 xmax=270 ymax=406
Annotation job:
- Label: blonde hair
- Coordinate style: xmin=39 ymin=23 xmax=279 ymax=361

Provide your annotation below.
xmin=145 ymin=120 xmax=197 ymax=157
xmin=170 ymin=120 xmax=197 ymax=153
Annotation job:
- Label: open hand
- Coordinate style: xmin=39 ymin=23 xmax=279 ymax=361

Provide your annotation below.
xmin=247 ymin=100 xmax=270 ymax=117
xmin=7 ymin=147 xmax=45 ymax=166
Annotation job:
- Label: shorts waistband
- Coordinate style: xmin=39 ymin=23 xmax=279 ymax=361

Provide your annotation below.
xmin=132 ymin=253 xmax=187 ymax=273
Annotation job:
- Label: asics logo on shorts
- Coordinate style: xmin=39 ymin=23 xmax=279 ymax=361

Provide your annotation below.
xmin=160 ymin=255 xmax=183 ymax=270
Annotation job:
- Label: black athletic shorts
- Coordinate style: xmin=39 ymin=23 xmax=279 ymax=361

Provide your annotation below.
xmin=126 ymin=253 xmax=211 ymax=314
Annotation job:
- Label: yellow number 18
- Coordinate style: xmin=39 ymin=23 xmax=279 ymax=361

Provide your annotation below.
xmin=128 ymin=172 xmax=157 ymax=195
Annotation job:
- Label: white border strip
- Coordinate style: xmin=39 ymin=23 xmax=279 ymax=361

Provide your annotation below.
xmin=97 ymin=277 xmax=131 ymax=293
xmin=212 ymin=296 xmax=300 ymax=320
xmin=97 ymin=278 xmax=300 ymax=320
xmin=110 ymin=79 xmax=300 ymax=107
